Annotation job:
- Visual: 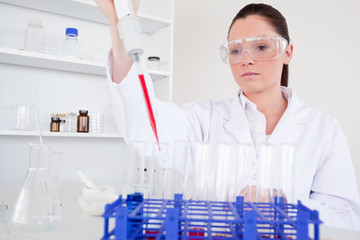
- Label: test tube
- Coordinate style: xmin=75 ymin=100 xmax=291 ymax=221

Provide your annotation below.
xmin=126 ymin=141 xmax=146 ymax=196
xmin=256 ymin=143 xmax=295 ymax=203
xmin=152 ymin=142 xmax=170 ymax=199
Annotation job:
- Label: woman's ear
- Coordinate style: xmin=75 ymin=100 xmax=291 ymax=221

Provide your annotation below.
xmin=283 ymin=44 xmax=293 ymax=65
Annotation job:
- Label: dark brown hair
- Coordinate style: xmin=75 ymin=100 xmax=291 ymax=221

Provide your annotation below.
xmin=229 ymin=3 xmax=290 ymax=87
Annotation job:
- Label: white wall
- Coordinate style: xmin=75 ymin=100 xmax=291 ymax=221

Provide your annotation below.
xmin=173 ymin=0 xmax=360 ymax=192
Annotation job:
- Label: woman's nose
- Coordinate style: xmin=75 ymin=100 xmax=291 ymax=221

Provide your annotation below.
xmin=240 ymin=50 xmax=254 ymax=65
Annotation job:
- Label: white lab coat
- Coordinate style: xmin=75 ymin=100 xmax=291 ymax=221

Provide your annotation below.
xmin=106 ymin=54 xmax=360 ymax=230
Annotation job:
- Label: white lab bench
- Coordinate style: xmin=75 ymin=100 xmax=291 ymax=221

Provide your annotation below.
xmin=1 ymin=182 xmax=360 ymax=240
xmin=2 ymin=182 xmax=104 ymax=240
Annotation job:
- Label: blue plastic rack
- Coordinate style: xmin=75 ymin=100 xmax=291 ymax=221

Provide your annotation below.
xmin=101 ymin=193 xmax=322 ymax=240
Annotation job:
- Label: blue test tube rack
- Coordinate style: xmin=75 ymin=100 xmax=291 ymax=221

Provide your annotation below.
xmin=101 ymin=193 xmax=322 ymax=240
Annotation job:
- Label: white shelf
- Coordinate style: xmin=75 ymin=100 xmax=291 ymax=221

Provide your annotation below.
xmin=0 ymin=130 xmax=123 ymax=138
xmin=148 ymin=69 xmax=170 ymax=79
xmin=0 ymin=47 xmax=106 ymax=75
xmin=0 ymin=47 xmax=170 ymax=79
xmin=1 ymin=0 xmax=171 ymax=33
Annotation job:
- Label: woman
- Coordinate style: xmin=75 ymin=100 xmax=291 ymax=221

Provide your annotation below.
xmin=95 ymin=1 xmax=360 ymax=230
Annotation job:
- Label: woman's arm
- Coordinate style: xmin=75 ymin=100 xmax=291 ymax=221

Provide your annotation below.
xmin=307 ymin=119 xmax=360 ymax=230
xmin=95 ymin=0 xmax=133 ymax=84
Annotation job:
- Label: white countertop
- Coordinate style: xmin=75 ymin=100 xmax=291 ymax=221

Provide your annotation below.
xmin=2 ymin=182 xmax=104 ymax=240
xmin=1 ymin=181 xmax=359 ymax=240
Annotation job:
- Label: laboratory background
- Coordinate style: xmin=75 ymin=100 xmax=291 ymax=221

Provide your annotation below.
xmin=0 ymin=0 xmax=360 ymax=238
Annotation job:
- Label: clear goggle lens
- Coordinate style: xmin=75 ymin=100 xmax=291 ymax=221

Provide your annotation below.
xmin=219 ymin=36 xmax=288 ymax=64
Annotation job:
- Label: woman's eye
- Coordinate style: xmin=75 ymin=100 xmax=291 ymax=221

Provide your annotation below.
xmin=256 ymin=45 xmax=268 ymax=51
xmin=230 ymin=49 xmax=241 ymax=55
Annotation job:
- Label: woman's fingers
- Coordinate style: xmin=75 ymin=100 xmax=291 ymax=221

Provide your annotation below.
xmin=239 ymin=185 xmax=288 ymax=202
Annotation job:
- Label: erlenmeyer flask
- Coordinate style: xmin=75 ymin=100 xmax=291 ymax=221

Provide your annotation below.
xmin=12 ymin=143 xmax=62 ymax=230
xmin=0 ymin=200 xmax=10 ymax=239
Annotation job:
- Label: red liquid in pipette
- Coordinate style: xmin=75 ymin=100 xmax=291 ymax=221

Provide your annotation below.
xmin=138 ymin=74 xmax=161 ymax=150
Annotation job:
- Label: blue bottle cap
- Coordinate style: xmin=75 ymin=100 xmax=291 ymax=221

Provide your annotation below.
xmin=65 ymin=27 xmax=78 ymax=37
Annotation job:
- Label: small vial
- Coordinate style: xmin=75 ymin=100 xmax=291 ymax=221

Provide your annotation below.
xmin=147 ymin=56 xmax=160 ymax=70
xmin=77 ymin=110 xmax=89 ymax=133
xmin=62 ymin=27 xmax=80 ymax=58
xmin=59 ymin=114 xmax=66 ymax=132
xmin=50 ymin=117 xmax=60 ymax=132
xmin=59 ymin=120 xmax=65 ymax=132
xmin=70 ymin=112 xmax=77 ymax=132
xmin=65 ymin=112 xmax=77 ymax=132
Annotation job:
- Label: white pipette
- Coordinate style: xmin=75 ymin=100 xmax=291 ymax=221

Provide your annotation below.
xmin=115 ymin=0 xmax=161 ymax=150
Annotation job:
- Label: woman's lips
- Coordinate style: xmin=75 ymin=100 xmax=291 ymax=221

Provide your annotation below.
xmin=242 ymin=72 xmax=259 ymax=77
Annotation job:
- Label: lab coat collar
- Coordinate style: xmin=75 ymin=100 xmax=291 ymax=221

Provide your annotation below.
xmin=217 ymin=93 xmax=253 ymax=143
xmin=269 ymin=87 xmax=300 ymax=144
xmin=216 ymin=87 xmax=316 ymax=144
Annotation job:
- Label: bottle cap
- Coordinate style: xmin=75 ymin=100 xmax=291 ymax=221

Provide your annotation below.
xmin=28 ymin=19 xmax=43 ymax=27
xmin=148 ymin=56 xmax=160 ymax=61
xmin=65 ymin=28 xmax=78 ymax=37
xmin=79 ymin=110 xmax=88 ymax=115
xmin=51 ymin=117 xmax=60 ymax=122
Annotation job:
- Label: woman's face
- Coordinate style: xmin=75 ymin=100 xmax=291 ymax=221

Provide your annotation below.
xmin=228 ymin=15 xmax=293 ymax=94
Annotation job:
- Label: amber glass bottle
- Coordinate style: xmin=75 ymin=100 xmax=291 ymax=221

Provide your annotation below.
xmin=77 ymin=110 xmax=89 ymax=133
xmin=50 ymin=117 xmax=60 ymax=132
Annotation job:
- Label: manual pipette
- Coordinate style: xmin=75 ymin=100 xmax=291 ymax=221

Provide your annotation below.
xmin=133 ymin=53 xmax=160 ymax=150
xmin=115 ymin=0 xmax=161 ymax=150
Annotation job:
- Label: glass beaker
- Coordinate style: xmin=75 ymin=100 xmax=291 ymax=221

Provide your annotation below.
xmin=12 ymin=143 xmax=62 ymax=230
xmin=12 ymin=105 xmax=38 ymax=131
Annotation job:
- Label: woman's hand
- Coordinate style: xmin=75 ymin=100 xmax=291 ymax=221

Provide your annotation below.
xmin=94 ymin=0 xmax=140 ymax=84
xmin=240 ymin=185 xmax=287 ymax=202
xmin=95 ymin=0 xmax=140 ymax=26
xmin=95 ymin=0 xmax=118 ymax=26
xmin=240 ymin=185 xmax=270 ymax=202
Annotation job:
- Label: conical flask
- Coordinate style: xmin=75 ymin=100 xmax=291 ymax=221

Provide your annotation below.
xmin=12 ymin=143 xmax=61 ymax=230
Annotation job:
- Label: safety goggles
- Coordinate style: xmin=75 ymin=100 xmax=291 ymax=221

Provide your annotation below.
xmin=219 ymin=36 xmax=288 ymax=64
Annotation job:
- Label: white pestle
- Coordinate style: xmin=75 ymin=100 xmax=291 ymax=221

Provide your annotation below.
xmin=77 ymin=171 xmax=100 ymax=190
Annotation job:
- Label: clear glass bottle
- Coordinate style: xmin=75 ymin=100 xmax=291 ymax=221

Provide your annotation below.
xmin=59 ymin=114 xmax=66 ymax=132
xmin=12 ymin=143 xmax=62 ymax=230
xmin=147 ymin=56 xmax=160 ymax=70
xmin=62 ymin=27 xmax=80 ymax=58
xmin=24 ymin=19 xmax=45 ymax=53
xmin=77 ymin=110 xmax=89 ymax=133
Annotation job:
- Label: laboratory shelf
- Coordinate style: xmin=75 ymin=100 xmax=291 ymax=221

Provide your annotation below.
xmin=0 ymin=47 xmax=105 ymax=75
xmin=147 ymin=69 xmax=171 ymax=79
xmin=0 ymin=47 xmax=170 ymax=80
xmin=0 ymin=130 xmax=123 ymax=139
xmin=1 ymin=0 xmax=171 ymax=33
